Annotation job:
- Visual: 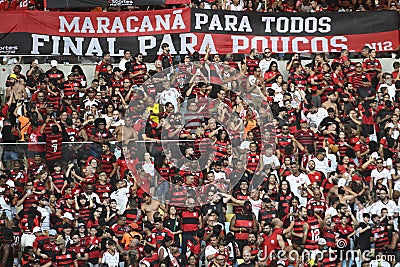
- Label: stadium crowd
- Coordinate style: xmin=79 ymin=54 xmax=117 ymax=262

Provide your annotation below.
xmin=0 ymin=38 xmax=400 ymax=267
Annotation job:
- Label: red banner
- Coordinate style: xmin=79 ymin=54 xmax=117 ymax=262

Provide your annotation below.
xmin=0 ymin=8 xmax=398 ymax=56
xmin=0 ymin=8 xmax=190 ymax=37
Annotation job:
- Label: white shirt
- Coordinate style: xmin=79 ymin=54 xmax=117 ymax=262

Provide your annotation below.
xmin=102 ymin=250 xmax=120 ymax=267
xmin=370 ymin=259 xmax=390 ymax=267
xmin=259 ymin=58 xmax=278 ymax=76
xmin=306 ymin=108 xmax=329 ymax=129
xmin=371 ymin=168 xmax=391 ymax=188
xmin=386 ymin=121 xmax=400 ymax=139
xmin=110 ymin=185 xmax=131 ymax=214
xmin=159 ymin=88 xmax=181 ymax=112
xmin=110 ymin=119 xmax=125 ymax=133
xmin=37 ymin=206 xmax=51 ymax=230
xmin=370 ymin=199 xmax=397 ymax=216
xmin=377 ymin=83 xmax=396 ymax=101
xmin=82 ymin=192 xmax=101 ymax=205
xmin=250 ymin=199 xmax=262 ymax=220
xmin=262 ymin=154 xmax=280 ymax=169
xmin=0 ymin=195 xmax=11 ymax=211
xmin=286 ymin=173 xmax=310 ymax=206
xmin=313 ymin=157 xmax=330 ymax=178
xmin=143 ymin=162 xmax=155 ymax=177
xmin=119 ymin=58 xmax=130 ymax=71
xmin=205 ymin=244 xmax=218 ymax=259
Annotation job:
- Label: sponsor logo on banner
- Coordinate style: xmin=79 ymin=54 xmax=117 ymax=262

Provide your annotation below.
xmin=108 ymin=0 xmax=135 ymax=6
xmin=0 ymin=45 xmax=19 ymax=54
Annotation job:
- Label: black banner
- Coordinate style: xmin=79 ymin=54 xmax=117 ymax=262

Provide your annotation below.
xmin=191 ymin=9 xmax=399 ymax=36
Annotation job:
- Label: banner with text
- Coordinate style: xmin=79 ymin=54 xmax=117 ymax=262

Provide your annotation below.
xmin=190 ymin=9 xmax=399 ymax=54
xmin=0 ymin=9 xmax=397 ymax=56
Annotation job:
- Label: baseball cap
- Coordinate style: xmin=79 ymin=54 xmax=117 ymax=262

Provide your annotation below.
xmin=9 ymin=74 xmax=17 ymax=80
xmin=78 ymin=223 xmax=86 ymax=228
xmin=48 ymin=229 xmax=57 ymax=236
xmin=33 ymin=227 xmax=42 ymax=234
xmin=300 ymin=119 xmax=307 ymax=123
xmin=50 ymin=60 xmax=58 ymax=67
xmin=61 ymin=212 xmax=74 ymax=221
xmin=68 ymin=72 xmax=76 ymax=77
xmin=318 ymin=238 xmax=327 ymax=245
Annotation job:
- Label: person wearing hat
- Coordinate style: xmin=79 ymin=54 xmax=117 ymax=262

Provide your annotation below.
xmin=45 ymin=60 xmax=65 ymax=87
xmin=34 ymin=229 xmax=58 ymax=264
xmin=229 ymin=200 xmax=258 ymax=251
xmin=5 ymin=70 xmax=27 ymax=105
xmin=111 ymin=67 xmax=124 ymax=96
xmin=53 ymin=235 xmax=78 ymax=266
xmin=82 ymin=86 xmax=101 ymax=110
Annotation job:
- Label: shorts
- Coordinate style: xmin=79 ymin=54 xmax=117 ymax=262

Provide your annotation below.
xmin=3 ymin=150 xmax=18 ymax=161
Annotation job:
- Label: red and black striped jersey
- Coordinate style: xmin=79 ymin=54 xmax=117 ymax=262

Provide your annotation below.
xmin=46 ymin=69 xmax=64 ymax=85
xmin=101 ymin=152 xmax=116 ymax=176
xmin=245 ymin=56 xmax=259 ymax=75
xmin=132 ymin=62 xmax=147 ymax=85
xmin=45 ymin=133 xmax=63 ymax=161
xmin=276 ymin=134 xmax=293 ymax=151
xmin=372 ymin=225 xmax=389 ymax=250
xmin=304 ymin=216 xmax=321 ymax=250
xmin=52 ymin=250 xmax=77 ymax=266
xmin=362 ymin=58 xmax=381 ymax=78
xmin=349 ymin=72 xmax=371 ymax=90
xmin=51 ymin=172 xmax=65 ymax=191
xmin=246 ymin=152 xmax=261 ymax=172
xmin=181 ymin=210 xmax=200 ymax=232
